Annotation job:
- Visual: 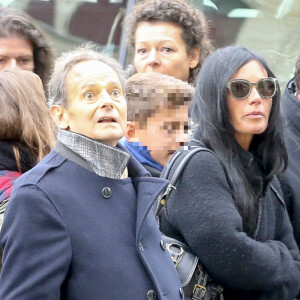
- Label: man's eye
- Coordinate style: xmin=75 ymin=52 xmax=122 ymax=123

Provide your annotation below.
xmin=137 ymin=48 xmax=147 ymax=54
xmin=17 ymin=58 xmax=33 ymax=65
xmin=111 ymin=89 xmax=121 ymax=97
xmin=84 ymin=92 xmax=94 ymax=99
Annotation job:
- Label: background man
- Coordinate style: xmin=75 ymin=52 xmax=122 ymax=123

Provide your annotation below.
xmin=0 ymin=7 xmax=54 ymax=90
xmin=281 ymin=52 xmax=300 ymax=250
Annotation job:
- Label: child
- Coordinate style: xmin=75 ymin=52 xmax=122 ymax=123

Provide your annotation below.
xmin=125 ymin=72 xmax=192 ymax=176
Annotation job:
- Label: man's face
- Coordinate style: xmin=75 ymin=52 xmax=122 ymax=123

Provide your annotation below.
xmin=62 ymin=60 xmax=127 ymax=146
xmin=0 ymin=37 xmax=34 ymax=72
xmin=130 ymin=105 xmax=189 ymax=166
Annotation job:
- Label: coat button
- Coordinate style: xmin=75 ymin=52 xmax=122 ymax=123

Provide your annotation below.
xmin=139 ymin=242 xmax=144 ymax=252
xmin=147 ymin=290 xmax=156 ymax=300
xmin=102 ymin=187 xmax=112 ymax=198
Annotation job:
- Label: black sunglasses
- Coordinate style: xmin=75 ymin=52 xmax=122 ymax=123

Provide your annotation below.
xmin=227 ymin=77 xmax=278 ymax=99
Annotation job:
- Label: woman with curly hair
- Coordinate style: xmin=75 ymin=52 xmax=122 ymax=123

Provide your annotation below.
xmin=126 ymin=0 xmax=214 ymax=84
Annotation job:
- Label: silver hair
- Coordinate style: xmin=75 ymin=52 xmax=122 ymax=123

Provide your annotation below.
xmin=48 ymin=44 xmax=126 ymax=107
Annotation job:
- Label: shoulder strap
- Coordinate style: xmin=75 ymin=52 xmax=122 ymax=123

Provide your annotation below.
xmin=155 ymin=147 xmax=211 ymax=219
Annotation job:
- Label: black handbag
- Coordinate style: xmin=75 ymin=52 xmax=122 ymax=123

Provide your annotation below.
xmin=156 ymin=147 xmax=224 ymax=300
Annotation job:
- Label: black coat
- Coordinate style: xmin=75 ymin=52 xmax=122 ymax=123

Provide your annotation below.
xmin=160 ymin=146 xmax=300 ymax=300
xmin=281 ymin=78 xmax=300 ymax=250
xmin=0 ymin=144 xmax=183 ymax=300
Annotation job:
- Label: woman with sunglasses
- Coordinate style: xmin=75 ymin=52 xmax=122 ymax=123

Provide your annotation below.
xmin=160 ymin=45 xmax=300 ymax=300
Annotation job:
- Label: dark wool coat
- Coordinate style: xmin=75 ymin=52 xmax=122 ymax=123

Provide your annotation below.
xmin=281 ymin=78 xmax=300 ymax=250
xmin=160 ymin=147 xmax=300 ymax=300
xmin=0 ymin=146 xmax=183 ymax=300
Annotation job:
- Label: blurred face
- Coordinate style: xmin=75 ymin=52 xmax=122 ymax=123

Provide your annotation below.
xmin=62 ymin=60 xmax=127 ymax=146
xmin=129 ymin=105 xmax=189 ymax=166
xmin=134 ymin=22 xmax=199 ymax=82
xmin=227 ymin=60 xmax=273 ymax=150
xmin=0 ymin=37 xmax=34 ymax=72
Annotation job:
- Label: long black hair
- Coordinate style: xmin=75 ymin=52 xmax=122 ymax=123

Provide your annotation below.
xmin=192 ymin=45 xmax=288 ymax=231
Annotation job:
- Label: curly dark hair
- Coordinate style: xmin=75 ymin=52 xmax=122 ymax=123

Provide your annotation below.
xmin=126 ymin=0 xmax=215 ymax=83
xmin=0 ymin=7 xmax=54 ymax=90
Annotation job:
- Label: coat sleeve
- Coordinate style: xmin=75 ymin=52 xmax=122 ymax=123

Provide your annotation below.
xmin=165 ymin=151 xmax=300 ymax=296
xmin=0 ymin=184 xmax=72 ymax=300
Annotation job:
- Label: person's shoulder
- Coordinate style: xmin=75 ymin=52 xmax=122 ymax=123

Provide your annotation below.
xmin=172 ymin=147 xmax=223 ymax=178
xmin=14 ymin=150 xmax=67 ymax=189
xmin=185 ymin=147 xmax=220 ymax=166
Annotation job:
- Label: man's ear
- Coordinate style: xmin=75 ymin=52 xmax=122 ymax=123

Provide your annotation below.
xmin=50 ymin=105 xmax=69 ymax=130
xmin=125 ymin=121 xmax=138 ymax=143
xmin=189 ymin=47 xmax=201 ymax=69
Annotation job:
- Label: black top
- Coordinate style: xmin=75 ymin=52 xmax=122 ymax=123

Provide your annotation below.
xmin=0 ymin=140 xmax=35 ymax=173
xmin=160 ymin=143 xmax=300 ymax=300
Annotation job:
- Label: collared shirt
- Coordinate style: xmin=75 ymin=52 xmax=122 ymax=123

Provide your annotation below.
xmin=57 ymin=129 xmax=130 ymax=179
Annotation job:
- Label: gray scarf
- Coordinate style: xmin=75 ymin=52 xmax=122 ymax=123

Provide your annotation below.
xmin=57 ymin=129 xmax=130 ymax=179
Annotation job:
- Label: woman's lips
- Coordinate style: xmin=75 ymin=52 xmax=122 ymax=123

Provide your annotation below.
xmin=245 ymin=111 xmax=264 ymax=118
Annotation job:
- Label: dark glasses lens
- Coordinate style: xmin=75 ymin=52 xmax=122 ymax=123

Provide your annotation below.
xmin=257 ymin=78 xmax=276 ymax=98
xmin=229 ymin=80 xmax=251 ymax=98
xmin=227 ymin=78 xmax=277 ymax=99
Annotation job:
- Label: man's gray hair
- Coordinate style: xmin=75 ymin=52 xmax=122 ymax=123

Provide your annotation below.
xmin=48 ymin=44 xmax=126 ymax=107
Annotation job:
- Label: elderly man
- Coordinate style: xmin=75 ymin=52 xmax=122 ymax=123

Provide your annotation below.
xmin=0 ymin=46 xmax=183 ymax=300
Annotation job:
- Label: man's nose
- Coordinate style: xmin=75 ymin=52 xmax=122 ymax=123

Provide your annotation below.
xmin=4 ymin=59 xmax=18 ymax=70
xmin=98 ymin=91 xmax=115 ymax=109
xmin=147 ymin=49 xmax=160 ymax=67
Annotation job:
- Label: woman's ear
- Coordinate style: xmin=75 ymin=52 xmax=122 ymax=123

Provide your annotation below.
xmin=189 ymin=47 xmax=201 ymax=69
xmin=125 ymin=121 xmax=139 ymax=143
xmin=50 ymin=105 xmax=69 ymax=130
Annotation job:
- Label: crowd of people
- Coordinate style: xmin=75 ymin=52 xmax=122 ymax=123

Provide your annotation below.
xmin=0 ymin=1 xmax=299 ymax=300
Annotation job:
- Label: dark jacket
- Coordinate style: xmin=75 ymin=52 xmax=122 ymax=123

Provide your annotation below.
xmin=0 ymin=141 xmax=35 ymax=271
xmin=160 ymin=146 xmax=300 ymax=300
xmin=281 ymin=78 xmax=300 ymax=250
xmin=124 ymin=140 xmax=163 ymax=177
xmin=0 ymin=143 xmax=183 ymax=300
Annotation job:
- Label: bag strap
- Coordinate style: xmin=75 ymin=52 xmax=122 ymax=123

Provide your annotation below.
xmin=155 ymin=146 xmax=212 ymax=220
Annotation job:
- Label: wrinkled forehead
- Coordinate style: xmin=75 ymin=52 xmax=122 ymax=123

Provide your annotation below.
xmin=66 ymin=60 xmax=121 ymax=87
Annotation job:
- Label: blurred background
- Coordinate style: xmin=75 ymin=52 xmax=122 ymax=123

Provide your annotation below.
xmin=1 ymin=0 xmax=299 ymax=88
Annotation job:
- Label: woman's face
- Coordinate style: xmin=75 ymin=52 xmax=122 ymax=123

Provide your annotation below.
xmin=134 ymin=21 xmax=199 ymax=82
xmin=226 ymin=60 xmax=273 ymax=150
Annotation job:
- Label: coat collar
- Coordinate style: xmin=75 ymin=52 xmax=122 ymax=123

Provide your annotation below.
xmin=55 ymin=130 xmax=151 ymax=179
xmin=57 ymin=129 xmax=130 ymax=179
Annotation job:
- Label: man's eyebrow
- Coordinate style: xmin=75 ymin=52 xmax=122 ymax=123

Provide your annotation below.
xmin=79 ymin=81 xmax=122 ymax=90
xmin=107 ymin=80 xmax=122 ymax=88
xmin=80 ymin=82 xmax=98 ymax=89
xmin=17 ymin=55 xmax=33 ymax=58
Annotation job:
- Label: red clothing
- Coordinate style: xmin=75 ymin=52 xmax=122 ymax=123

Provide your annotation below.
xmin=0 ymin=170 xmax=22 ymax=203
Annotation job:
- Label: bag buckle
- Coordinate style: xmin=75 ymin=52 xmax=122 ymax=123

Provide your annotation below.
xmin=166 ymin=243 xmax=183 ymax=267
xmin=193 ymin=284 xmax=207 ymax=298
